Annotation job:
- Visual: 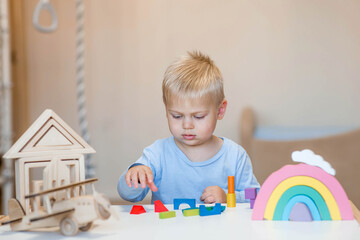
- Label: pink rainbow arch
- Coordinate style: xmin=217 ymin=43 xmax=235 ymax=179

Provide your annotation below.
xmin=252 ymin=164 xmax=353 ymax=220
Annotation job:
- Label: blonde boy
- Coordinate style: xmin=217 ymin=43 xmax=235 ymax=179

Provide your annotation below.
xmin=117 ymin=51 xmax=259 ymax=204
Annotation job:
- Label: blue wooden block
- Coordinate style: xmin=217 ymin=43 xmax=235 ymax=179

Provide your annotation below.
xmin=173 ymin=198 xmax=196 ymax=210
xmin=199 ymin=203 xmax=222 ymax=216
xmin=282 ymin=195 xmax=321 ymax=221
xmin=205 ymin=205 xmax=226 ymax=212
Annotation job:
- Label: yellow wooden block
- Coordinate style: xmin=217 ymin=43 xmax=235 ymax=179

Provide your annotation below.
xmin=227 ymin=193 xmax=236 ymax=208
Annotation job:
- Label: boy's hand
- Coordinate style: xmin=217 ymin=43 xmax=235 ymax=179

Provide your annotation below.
xmin=125 ymin=165 xmax=158 ymax=192
xmin=200 ymin=186 xmax=226 ymax=204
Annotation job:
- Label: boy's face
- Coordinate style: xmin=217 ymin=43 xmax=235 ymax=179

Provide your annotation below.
xmin=165 ymin=95 xmax=227 ymax=148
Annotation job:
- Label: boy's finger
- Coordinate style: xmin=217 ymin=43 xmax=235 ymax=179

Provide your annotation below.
xmin=138 ymin=172 xmax=147 ymax=188
xmin=202 ymin=194 xmax=216 ymax=204
xmin=200 ymin=192 xmax=211 ymax=201
xmin=131 ymin=172 xmax=139 ymax=188
xmin=141 ymin=169 xmax=157 ymax=191
xmin=204 ymin=196 xmax=215 ymax=204
xmin=145 ymin=170 xmax=154 ymax=184
xmin=147 ymin=181 xmax=158 ymax=192
xmin=144 ymin=169 xmax=157 ymax=191
xmin=125 ymin=172 xmax=132 ymax=187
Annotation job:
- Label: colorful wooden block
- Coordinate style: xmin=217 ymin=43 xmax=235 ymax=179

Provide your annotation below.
xmin=159 ymin=211 xmax=176 ymax=219
xmin=173 ymin=198 xmax=196 ymax=210
xmin=252 ymin=164 xmax=353 ymax=221
xmin=182 ymin=208 xmax=199 ymax=217
xmin=227 ymin=193 xmax=236 ymax=208
xmin=130 ymin=205 xmax=146 ymax=215
xmin=154 ymin=200 xmax=168 ymax=213
xmin=263 ymin=176 xmax=339 ymax=220
xmin=245 ymin=188 xmax=259 ymax=209
xmin=273 ymin=185 xmax=331 ymax=221
xmin=245 ymin=188 xmax=257 ymax=200
xmin=199 ymin=203 xmax=221 ymax=216
xmin=289 ymin=202 xmax=313 ymax=222
xmin=227 ymin=176 xmax=236 ymax=208
xmin=228 ymin=176 xmax=235 ymax=193
xmin=282 ymin=195 xmax=321 ymax=221
xmin=205 ymin=205 xmax=226 ymax=212
xmin=250 ymin=199 xmax=255 ymax=209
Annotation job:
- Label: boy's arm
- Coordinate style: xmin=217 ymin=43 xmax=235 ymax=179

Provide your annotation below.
xmin=234 ymin=151 xmax=260 ymax=203
xmin=117 ymin=170 xmax=149 ymax=202
xmin=117 ymin=143 xmax=161 ymax=202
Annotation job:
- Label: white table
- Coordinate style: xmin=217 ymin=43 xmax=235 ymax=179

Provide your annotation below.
xmin=0 ymin=204 xmax=359 ymax=240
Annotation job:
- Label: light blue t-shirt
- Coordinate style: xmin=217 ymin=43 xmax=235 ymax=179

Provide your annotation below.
xmin=117 ymin=137 xmax=259 ymax=204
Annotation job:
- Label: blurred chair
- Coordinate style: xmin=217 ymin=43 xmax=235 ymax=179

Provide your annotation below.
xmin=241 ymin=107 xmax=360 ymax=208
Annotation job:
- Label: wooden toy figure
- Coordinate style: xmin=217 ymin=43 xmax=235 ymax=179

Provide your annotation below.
xmin=0 ymin=109 xmax=117 ymax=235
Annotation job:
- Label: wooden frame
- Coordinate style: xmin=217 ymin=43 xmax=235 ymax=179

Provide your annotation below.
xmin=20 ymin=155 xmax=84 ymax=213
xmin=4 ymin=109 xmax=95 ymax=159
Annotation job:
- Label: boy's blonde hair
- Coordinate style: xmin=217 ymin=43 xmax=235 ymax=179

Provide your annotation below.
xmin=162 ymin=51 xmax=224 ymax=106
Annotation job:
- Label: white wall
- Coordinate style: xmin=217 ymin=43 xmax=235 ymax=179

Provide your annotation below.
xmin=21 ymin=0 xmax=360 ymax=201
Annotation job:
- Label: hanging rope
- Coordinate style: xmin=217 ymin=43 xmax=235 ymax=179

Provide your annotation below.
xmin=76 ymin=0 xmax=95 ymax=178
xmin=33 ymin=0 xmax=58 ymax=33
xmin=31 ymin=0 xmax=95 ymax=178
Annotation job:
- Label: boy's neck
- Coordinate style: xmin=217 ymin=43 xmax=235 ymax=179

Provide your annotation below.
xmin=174 ymin=135 xmax=223 ymax=162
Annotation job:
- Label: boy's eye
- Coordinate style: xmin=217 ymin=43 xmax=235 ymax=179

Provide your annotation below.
xmin=172 ymin=115 xmax=182 ymax=119
xmin=194 ymin=116 xmax=205 ymax=119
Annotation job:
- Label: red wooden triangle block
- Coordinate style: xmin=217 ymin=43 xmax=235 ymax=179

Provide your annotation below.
xmin=154 ymin=200 xmax=168 ymax=213
xmin=130 ymin=205 xmax=146 ymax=214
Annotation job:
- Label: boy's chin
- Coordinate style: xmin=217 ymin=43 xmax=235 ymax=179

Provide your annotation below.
xmin=178 ymin=138 xmax=210 ymax=147
xmin=175 ymin=137 xmax=198 ymax=146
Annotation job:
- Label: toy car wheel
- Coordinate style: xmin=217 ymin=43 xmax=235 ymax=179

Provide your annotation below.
xmin=60 ymin=216 xmax=79 ymax=236
xmin=79 ymin=221 xmax=93 ymax=231
xmin=97 ymin=203 xmax=111 ymax=220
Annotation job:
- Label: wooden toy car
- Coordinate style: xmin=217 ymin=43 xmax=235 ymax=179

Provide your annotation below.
xmin=1 ymin=178 xmax=114 ymax=236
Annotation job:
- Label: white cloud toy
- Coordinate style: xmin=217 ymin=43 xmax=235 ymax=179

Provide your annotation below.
xmin=291 ymin=149 xmax=336 ymax=176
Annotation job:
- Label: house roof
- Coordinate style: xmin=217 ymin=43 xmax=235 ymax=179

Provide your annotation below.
xmin=3 ymin=109 xmax=95 ymax=158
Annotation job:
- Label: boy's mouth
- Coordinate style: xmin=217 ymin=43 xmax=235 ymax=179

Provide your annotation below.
xmin=182 ymin=134 xmax=196 ymax=140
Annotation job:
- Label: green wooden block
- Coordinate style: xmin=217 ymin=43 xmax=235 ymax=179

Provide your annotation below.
xmin=206 ymin=205 xmax=226 ymax=212
xmin=183 ymin=208 xmax=199 ymax=217
xmin=159 ymin=211 xmax=176 ymax=219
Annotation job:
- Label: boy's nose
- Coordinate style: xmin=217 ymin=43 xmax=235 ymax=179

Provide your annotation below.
xmin=182 ymin=119 xmax=194 ymax=129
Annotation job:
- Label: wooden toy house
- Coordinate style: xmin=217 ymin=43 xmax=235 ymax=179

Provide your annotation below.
xmin=3 ymin=109 xmax=95 ymax=213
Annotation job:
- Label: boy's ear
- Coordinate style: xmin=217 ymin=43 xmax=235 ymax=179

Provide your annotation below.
xmin=217 ymin=99 xmax=227 ymax=120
